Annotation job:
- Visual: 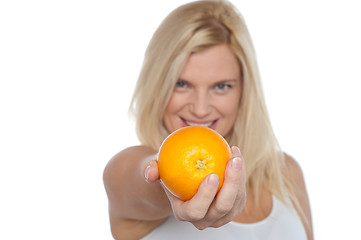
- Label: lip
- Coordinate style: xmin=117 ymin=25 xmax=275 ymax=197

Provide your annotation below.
xmin=180 ymin=118 xmax=218 ymax=129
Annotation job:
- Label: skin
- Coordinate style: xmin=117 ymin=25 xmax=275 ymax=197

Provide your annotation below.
xmin=103 ymin=44 xmax=313 ymax=240
xmin=163 ymin=44 xmax=242 ymax=137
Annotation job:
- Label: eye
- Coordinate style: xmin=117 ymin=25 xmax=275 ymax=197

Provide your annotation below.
xmin=174 ymin=80 xmax=189 ymax=92
xmin=215 ymin=83 xmax=232 ymax=91
xmin=175 ymin=81 xmax=187 ymax=88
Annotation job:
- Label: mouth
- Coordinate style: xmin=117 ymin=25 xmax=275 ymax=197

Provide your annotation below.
xmin=181 ymin=118 xmax=217 ymax=128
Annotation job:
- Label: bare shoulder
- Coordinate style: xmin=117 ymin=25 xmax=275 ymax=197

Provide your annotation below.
xmin=283 ymin=153 xmax=304 ymax=181
xmin=283 ymin=153 xmax=314 ymax=240
xmin=282 ymin=153 xmax=308 ymax=206
xmin=105 ymin=145 xmax=157 ymax=172
xmin=105 ymin=145 xmax=156 ymax=172
xmin=103 ymin=146 xmax=156 ymax=199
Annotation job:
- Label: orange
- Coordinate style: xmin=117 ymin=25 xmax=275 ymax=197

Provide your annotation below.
xmin=158 ymin=126 xmax=231 ymax=201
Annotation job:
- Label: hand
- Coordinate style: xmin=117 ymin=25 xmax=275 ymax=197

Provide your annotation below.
xmin=144 ymin=146 xmax=246 ymax=230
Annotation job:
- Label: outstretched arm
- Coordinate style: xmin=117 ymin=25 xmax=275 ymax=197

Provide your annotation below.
xmin=103 ymin=145 xmax=247 ymax=239
xmin=103 ymin=146 xmax=170 ymax=240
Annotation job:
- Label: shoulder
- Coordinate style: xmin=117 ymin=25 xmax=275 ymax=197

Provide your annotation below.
xmin=104 ymin=146 xmax=157 ymax=176
xmin=103 ymin=145 xmax=157 ymax=190
xmin=103 ymin=146 xmax=166 ymax=239
xmin=283 ymin=153 xmax=304 ymax=182
xmin=110 ymin=145 xmax=157 ymax=163
xmin=282 ymin=153 xmax=308 ymax=208
xmin=282 ymin=153 xmax=314 ymax=240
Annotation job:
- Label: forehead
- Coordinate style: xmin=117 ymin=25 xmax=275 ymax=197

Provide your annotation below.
xmin=180 ymin=44 xmax=241 ymax=82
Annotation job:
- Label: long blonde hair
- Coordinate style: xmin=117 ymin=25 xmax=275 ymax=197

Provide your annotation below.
xmin=130 ymin=0 xmax=305 ymax=225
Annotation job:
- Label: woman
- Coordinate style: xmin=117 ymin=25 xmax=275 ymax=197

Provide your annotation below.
xmin=103 ymin=1 xmax=313 ymax=239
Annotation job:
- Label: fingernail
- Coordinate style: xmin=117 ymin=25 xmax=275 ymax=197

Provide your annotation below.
xmin=231 ymin=146 xmax=241 ymax=156
xmin=144 ymin=164 xmax=151 ymax=181
xmin=207 ymin=174 xmax=219 ymax=187
xmin=232 ymin=157 xmax=242 ymax=170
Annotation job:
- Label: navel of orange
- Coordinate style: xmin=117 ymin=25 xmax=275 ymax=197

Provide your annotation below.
xmin=158 ymin=126 xmax=231 ymax=201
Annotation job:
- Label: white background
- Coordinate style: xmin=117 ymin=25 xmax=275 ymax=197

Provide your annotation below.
xmin=1 ymin=0 xmax=360 ymax=239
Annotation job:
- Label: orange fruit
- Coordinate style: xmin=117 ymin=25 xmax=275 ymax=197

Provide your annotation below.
xmin=158 ymin=126 xmax=231 ymax=201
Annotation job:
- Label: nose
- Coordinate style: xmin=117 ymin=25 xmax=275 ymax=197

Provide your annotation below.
xmin=189 ymin=89 xmax=212 ymax=118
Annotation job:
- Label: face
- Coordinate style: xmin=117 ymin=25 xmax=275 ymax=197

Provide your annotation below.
xmin=163 ymin=44 xmax=242 ymax=137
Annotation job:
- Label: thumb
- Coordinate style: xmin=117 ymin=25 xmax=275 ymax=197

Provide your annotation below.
xmin=144 ymin=160 xmax=159 ymax=183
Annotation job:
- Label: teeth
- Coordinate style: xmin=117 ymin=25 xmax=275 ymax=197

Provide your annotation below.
xmin=185 ymin=120 xmax=214 ymax=127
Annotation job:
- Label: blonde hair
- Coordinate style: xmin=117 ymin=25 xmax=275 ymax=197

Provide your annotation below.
xmin=130 ymin=0 xmax=307 ymax=226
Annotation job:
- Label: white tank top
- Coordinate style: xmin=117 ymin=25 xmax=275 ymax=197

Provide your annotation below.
xmin=141 ymin=196 xmax=307 ymax=240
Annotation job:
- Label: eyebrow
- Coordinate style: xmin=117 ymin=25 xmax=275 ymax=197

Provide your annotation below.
xmin=178 ymin=78 xmax=239 ymax=83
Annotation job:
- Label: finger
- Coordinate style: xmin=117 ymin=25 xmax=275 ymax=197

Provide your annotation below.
xmin=230 ymin=146 xmax=246 ymax=200
xmin=208 ymin=156 xmax=244 ymax=219
xmin=231 ymin=146 xmax=242 ymax=157
xmin=211 ymin=177 xmax=247 ymax=228
xmin=144 ymin=160 xmax=159 ymax=183
xmin=177 ymin=174 xmax=219 ymax=221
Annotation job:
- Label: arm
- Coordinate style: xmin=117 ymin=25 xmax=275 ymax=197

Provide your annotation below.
xmin=284 ymin=154 xmax=314 ymax=240
xmin=103 ymin=145 xmax=246 ymax=239
xmin=103 ymin=146 xmax=171 ymax=240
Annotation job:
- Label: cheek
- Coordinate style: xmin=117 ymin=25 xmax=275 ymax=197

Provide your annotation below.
xmin=218 ymin=94 xmax=240 ymax=118
xmin=164 ymin=94 xmax=181 ymax=115
xmin=222 ymin=102 xmax=239 ymax=121
xmin=215 ymin=92 xmax=241 ymax=135
xmin=163 ymin=94 xmax=184 ymax=132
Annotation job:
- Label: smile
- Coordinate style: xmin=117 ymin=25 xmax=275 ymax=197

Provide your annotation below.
xmin=182 ymin=118 xmax=217 ymax=128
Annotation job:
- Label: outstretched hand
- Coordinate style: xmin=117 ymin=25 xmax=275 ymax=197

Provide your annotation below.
xmin=144 ymin=146 xmax=246 ymax=229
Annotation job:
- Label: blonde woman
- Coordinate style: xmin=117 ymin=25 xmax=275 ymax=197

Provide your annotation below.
xmin=103 ymin=1 xmax=313 ymax=239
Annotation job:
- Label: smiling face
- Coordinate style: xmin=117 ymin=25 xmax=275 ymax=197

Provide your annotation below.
xmin=163 ymin=44 xmax=242 ymax=137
